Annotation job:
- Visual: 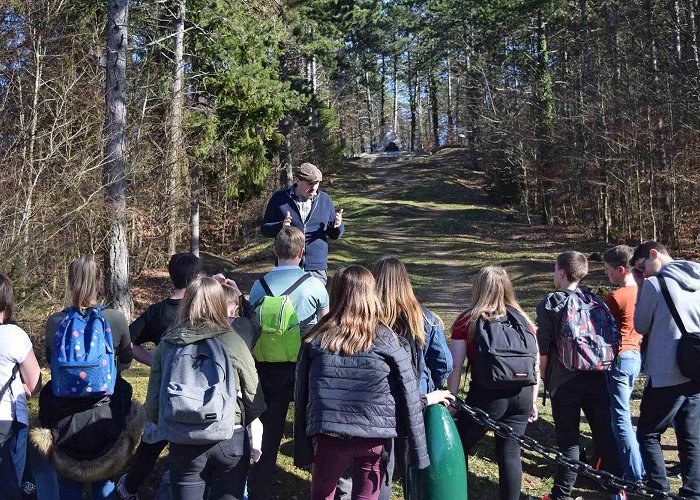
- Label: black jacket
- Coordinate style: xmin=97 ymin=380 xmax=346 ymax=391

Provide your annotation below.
xmin=294 ymin=326 xmax=430 ymax=470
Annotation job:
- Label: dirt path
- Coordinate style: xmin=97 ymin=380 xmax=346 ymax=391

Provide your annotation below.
xmin=295 ymin=148 xmax=597 ymax=324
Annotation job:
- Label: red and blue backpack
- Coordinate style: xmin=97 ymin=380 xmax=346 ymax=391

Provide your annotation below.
xmin=557 ymin=289 xmax=620 ymax=371
xmin=51 ymin=305 xmax=117 ymax=397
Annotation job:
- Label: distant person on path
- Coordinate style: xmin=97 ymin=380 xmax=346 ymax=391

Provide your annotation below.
xmin=246 ymin=227 xmax=329 ymax=500
xmin=632 ymin=241 xmax=700 ymax=498
xmin=261 ymin=162 xmax=345 ymax=285
xmin=603 ymin=246 xmax=644 ymax=483
xmin=294 ymin=265 xmax=431 ymax=500
xmin=536 ymin=251 xmax=623 ymax=500
xmin=447 ymin=266 xmax=538 ymax=500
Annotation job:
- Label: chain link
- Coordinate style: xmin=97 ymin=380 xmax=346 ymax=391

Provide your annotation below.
xmin=451 ymin=398 xmax=684 ymax=499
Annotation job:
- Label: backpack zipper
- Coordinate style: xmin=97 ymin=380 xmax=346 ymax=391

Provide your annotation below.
xmin=278 ymin=296 xmax=289 ymax=331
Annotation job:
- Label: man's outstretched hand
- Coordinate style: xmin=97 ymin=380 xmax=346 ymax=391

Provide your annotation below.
xmin=334 ymin=208 xmax=344 ymax=228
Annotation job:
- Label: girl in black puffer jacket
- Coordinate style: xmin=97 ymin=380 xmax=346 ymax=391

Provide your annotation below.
xmin=294 ymin=265 xmax=430 ymax=500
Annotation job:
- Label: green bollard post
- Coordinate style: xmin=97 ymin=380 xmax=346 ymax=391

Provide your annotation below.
xmin=405 ymin=404 xmax=468 ymax=499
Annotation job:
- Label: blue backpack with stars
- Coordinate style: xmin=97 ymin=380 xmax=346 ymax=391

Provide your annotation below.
xmin=51 ymin=305 xmax=117 ymax=398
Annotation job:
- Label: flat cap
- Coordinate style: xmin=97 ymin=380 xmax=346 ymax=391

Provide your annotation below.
xmin=296 ymin=162 xmax=323 ymax=182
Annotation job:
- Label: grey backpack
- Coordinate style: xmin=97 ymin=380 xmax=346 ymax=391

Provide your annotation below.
xmin=158 ymin=338 xmax=236 ymax=444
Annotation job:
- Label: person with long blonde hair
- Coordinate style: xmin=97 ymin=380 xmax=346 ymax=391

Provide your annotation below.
xmin=447 ymin=266 xmax=539 ymax=500
xmin=144 ymin=276 xmax=265 ymax=500
xmin=370 ymin=255 xmax=453 ymax=499
xmin=34 ymin=255 xmax=138 ymax=500
xmin=373 ymin=256 xmax=453 ymax=394
xmin=294 ymin=265 xmax=445 ymax=500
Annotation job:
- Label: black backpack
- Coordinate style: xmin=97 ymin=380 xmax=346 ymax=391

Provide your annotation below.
xmin=658 ymin=276 xmax=700 ymax=380
xmin=471 ymin=307 xmax=538 ymax=390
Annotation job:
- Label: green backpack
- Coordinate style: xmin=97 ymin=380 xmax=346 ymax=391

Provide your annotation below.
xmin=253 ymin=274 xmax=311 ymax=362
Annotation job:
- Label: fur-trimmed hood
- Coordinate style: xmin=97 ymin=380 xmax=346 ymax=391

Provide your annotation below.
xmin=30 ymin=399 xmax=145 ymax=483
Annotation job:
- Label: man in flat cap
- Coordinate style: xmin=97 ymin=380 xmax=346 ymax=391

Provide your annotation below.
xmin=260 ymin=162 xmax=344 ymax=284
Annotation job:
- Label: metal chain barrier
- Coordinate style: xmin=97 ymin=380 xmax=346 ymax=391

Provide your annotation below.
xmin=451 ymin=397 xmax=683 ymax=499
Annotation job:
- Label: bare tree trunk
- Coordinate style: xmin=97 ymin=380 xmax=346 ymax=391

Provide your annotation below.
xmin=675 ymin=0 xmax=683 ymax=62
xmin=429 ymin=71 xmax=439 ymax=150
xmin=167 ymin=0 xmax=186 ymax=255
xmin=392 ymin=55 xmax=399 ymax=131
xmin=446 ymin=55 xmax=454 ymax=143
xmin=379 ymin=56 xmax=386 ymax=136
xmin=20 ymin=32 xmax=44 ymax=251
xmin=409 ymin=73 xmax=417 ymax=152
xmin=415 ymin=77 xmax=423 ymax=150
xmin=365 ymin=71 xmax=375 ymax=151
xmin=190 ymin=161 xmax=200 ymax=257
xmin=104 ymin=0 xmax=132 ymax=317
xmin=280 ymin=116 xmax=294 ymax=187
xmin=688 ymin=0 xmax=700 ymax=74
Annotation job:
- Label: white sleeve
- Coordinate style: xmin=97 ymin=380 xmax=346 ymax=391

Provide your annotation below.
xmin=9 ymin=325 xmax=33 ymax=364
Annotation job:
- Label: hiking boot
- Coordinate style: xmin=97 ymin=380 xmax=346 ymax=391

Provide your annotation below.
xmin=116 ymin=474 xmax=139 ymax=500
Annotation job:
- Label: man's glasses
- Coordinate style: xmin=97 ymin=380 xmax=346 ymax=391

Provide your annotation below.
xmin=637 ymin=256 xmax=649 ymax=272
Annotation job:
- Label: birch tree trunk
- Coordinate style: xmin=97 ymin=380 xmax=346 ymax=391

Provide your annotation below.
xmin=104 ymin=0 xmax=132 ymax=317
xmin=190 ymin=161 xmax=200 ymax=257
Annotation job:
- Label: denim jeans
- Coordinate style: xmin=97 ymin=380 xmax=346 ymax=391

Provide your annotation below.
xmin=550 ymin=372 xmax=621 ymax=499
xmin=0 ymin=421 xmax=20 ymax=500
xmin=637 ymin=380 xmax=700 ymax=498
xmin=607 ymin=349 xmax=644 ymax=482
xmin=11 ymin=422 xmax=26 ymax=485
xmin=59 ymin=479 xmax=115 ymax=499
xmin=30 ymin=452 xmax=59 ymax=500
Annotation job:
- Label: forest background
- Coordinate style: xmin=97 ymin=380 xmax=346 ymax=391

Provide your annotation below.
xmin=1 ymin=0 xmax=700 ymax=323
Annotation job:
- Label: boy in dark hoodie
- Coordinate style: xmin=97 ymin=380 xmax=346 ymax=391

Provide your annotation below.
xmin=536 ymin=251 xmax=622 ymax=500
xmin=632 ymin=241 xmax=700 ymax=498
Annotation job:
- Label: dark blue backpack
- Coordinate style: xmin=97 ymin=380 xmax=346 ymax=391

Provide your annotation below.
xmin=51 ymin=306 xmax=117 ymax=397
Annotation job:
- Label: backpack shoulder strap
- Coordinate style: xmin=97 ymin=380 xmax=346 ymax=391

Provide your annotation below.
xmin=658 ymin=276 xmax=688 ymax=335
xmin=259 ymin=277 xmax=274 ymax=298
xmin=0 ymin=364 xmax=19 ymax=402
xmin=281 ymin=273 xmax=312 ymax=298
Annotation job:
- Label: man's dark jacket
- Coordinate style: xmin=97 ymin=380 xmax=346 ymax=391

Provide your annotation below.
xmin=260 ymin=185 xmax=345 ymax=271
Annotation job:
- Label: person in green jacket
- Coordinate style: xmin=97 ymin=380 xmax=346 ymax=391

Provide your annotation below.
xmin=144 ymin=276 xmax=266 ymax=500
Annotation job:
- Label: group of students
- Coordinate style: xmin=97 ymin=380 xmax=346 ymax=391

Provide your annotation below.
xmin=0 ymin=233 xmax=699 ymax=500
xmin=446 ymin=243 xmax=700 ymax=500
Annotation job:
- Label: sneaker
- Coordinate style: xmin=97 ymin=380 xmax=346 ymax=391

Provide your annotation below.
xmin=20 ymin=481 xmax=36 ymax=499
xmin=116 ymin=474 xmax=139 ymax=500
